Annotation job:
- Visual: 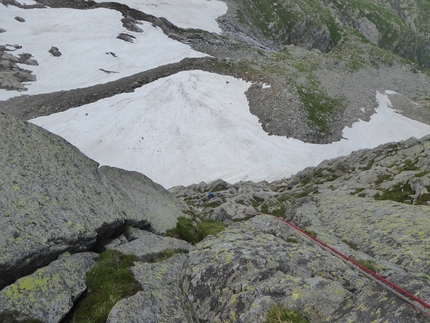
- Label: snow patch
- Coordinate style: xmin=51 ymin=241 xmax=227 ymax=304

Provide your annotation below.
xmin=0 ymin=6 xmax=207 ymax=100
xmin=30 ymin=70 xmax=430 ymax=189
xmin=94 ymin=0 xmax=227 ymax=33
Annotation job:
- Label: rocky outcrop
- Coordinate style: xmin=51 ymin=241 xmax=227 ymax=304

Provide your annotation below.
xmin=0 ymin=252 xmax=97 ymax=323
xmin=107 ymin=254 xmax=198 ymax=323
xmin=181 ymin=215 xmax=428 ymax=322
xmin=106 ymin=228 xmax=192 ymax=262
xmin=0 ymin=112 xmax=183 ymax=290
xmin=169 ymin=135 xmax=430 ymax=322
xmin=0 ymin=47 xmax=38 ymax=91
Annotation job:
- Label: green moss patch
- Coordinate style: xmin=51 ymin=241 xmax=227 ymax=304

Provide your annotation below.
xmin=296 ymin=84 xmax=345 ymax=134
xmin=374 ymin=183 xmax=414 ymax=203
xmin=265 ymin=304 xmax=310 ymax=323
xmin=353 ymin=258 xmax=378 ymax=272
xmin=166 ymin=217 xmax=226 ymax=244
xmin=69 ymin=250 xmax=141 ymax=323
xmin=0 ymin=313 xmax=42 ymax=323
xmin=149 ymin=249 xmax=189 ymax=263
xmin=342 ymin=239 xmax=358 ymax=250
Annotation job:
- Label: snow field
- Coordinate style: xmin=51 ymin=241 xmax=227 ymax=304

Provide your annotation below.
xmin=30 ymin=70 xmax=430 ymax=188
xmin=0 ymin=5 xmax=207 ymax=100
xmin=93 ymin=0 xmax=227 ymax=33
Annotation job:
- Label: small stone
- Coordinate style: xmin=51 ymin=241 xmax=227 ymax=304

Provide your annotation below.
xmin=15 ymin=16 xmax=25 ymax=22
xmin=48 ymin=46 xmax=62 ymax=57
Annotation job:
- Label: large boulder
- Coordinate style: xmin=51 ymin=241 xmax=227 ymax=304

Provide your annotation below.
xmin=0 ymin=113 xmax=183 ymax=289
xmin=0 ymin=252 xmax=97 ymax=323
xmin=107 ymin=254 xmax=198 ymax=323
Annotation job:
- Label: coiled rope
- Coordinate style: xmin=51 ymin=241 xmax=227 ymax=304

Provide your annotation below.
xmin=274 ymin=216 xmax=430 ymax=316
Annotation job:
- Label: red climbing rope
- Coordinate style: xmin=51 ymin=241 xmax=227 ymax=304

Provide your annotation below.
xmin=274 ymin=216 xmax=430 ymax=316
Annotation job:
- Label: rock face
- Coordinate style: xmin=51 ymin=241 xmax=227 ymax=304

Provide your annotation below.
xmin=181 ymin=215 xmax=428 ymax=322
xmin=0 ymin=112 xmax=183 ymax=290
xmin=107 ymin=254 xmax=198 ymax=323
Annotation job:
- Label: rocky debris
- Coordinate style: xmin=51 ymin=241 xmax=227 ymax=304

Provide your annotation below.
xmin=48 ymin=46 xmax=61 ymax=57
xmin=0 ymin=47 xmax=38 ymax=91
xmin=14 ymin=16 xmax=25 ymax=22
xmin=107 ymin=254 xmax=198 ymax=323
xmin=0 ymin=28 xmax=6 ymax=33
xmin=116 ymin=32 xmax=136 ymax=43
xmin=1 ymin=1 xmax=430 ymax=321
xmin=121 ymin=15 xmax=143 ymax=33
xmin=0 ymin=112 xmax=184 ymax=289
xmin=0 ymin=252 xmax=97 ymax=323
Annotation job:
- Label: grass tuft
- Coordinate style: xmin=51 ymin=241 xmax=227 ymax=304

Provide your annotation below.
xmin=353 ymin=258 xmax=378 ymax=272
xmin=149 ymin=249 xmax=189 ymax=263
xmin=69 ymin=250 xmax=141 ymax=323
xmin=266 ymin=304 xmax=310 ymax=323
xmin=166 ymin=217 xmax=225 ymax=244
xmin=342 ymin=239 xmax=358 ymax=250
xmin=0 ymin=313 xmax=42 ymax=323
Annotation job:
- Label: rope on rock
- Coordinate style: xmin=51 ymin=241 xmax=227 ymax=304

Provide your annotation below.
xmin=274 ymin=216 xmax=430 ymax=316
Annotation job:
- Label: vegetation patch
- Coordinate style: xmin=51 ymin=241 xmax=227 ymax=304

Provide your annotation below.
xmin=69 ymin=250 xmax=141 ymax=323
xmin=397 ymin=159 xmax=419 ymax=172
xmin=260 ymin=203 xmax=269 ymax=214
xmin=374 ymin=183 xmax=414 ymax=203
xmin=350 ymin=188 xmax=365 ymax=195
xmin=374 ymin=174 xmax=392 ymax=185
xmin=342 ymin=239 xmax=358 ymax=250
xmin=232 ymin=214 xmax=257 ymax=222
xmin=286 ymin=237 xmax=298 ymax=243
xmin=265 ymin=304 xmax=310 ymax=323
xmin=413 ymin=190 xmax=430 ymax=206
xmin=203 ymin=199 xmax=224 ymax=208
xmin=252 ymin=195 xmax=265 ymax=207
xmin=166 ymin=217 xmax=226 ymax=244
xmin=236 ymin=199 xmax=247 ymax=205
xmin=270 ymin=206 xmax=286 ymax=217
xmin=304 ymin=229 xmax=317 ymax=238
xmin=296 ymin=84 xmax=345 ymax=133
xmin=414 ymin=171 xmax=429 ymax=178
xmin=149 ymin=249 xmax=189 ymax=263
xmin=353 ymin=258 xmax=378 ymax=272
xmin=0 ymin=313 xmax=42 ymax=323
